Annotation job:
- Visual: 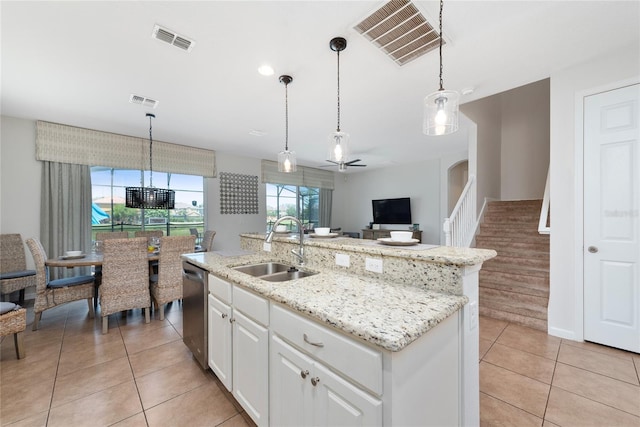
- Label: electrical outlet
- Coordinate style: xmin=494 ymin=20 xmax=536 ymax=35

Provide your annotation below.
xmin=365 ymin=257 xmax=383 ymax=273
xmin=263 ymin=242 xmax=272 ymax=252
xmin=335 ymin=253 xmax=350 ymax=267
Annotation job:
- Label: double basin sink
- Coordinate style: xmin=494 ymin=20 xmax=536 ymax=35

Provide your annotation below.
xmin=232 ymin=262 xmax=317 ymax=282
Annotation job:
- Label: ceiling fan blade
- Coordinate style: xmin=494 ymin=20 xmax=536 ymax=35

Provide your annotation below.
xmin=325 ymin=160 xmax=339 ymax=165
xmin=345 ymin=159 xmax=362 ymax=165
xmin=350 ymin=164 xmax=367 ymax=167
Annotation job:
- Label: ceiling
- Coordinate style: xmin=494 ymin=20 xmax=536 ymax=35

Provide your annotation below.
xmin=2 ymin=1 xmax=639 ymax=173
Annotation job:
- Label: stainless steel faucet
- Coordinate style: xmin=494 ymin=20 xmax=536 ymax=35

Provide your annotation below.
xmin=265 ymin=216 xmax=305 ymax=265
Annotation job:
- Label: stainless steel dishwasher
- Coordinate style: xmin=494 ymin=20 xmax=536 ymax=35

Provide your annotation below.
xmin=182 ymin=261 xmax=208 ymax=369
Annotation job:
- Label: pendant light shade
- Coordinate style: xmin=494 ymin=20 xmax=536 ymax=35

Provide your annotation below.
xmin=278 ymin=75 xmax=296 ymax=173
xmin=125 ymin=113 xmax=175 ymax=209
xmin=328 ymin=37 xmax=350 ymax=163
xmin=423 ymin=0 xmax=459 ymax=136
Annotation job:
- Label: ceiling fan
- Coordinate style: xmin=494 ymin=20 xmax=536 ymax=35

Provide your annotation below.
xmin=322 ymin=158 xmax=367 ymax=172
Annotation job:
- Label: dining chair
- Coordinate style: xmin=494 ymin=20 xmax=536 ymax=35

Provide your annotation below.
xmin=0 ymin=302 xmax=27 ymax=359
xmin=100 ymin=237 xmax=151 ymax=334
xmin=95 ymin=231 xmax=128 ymax=241
xmin=26 ymin=238 xmax=95 ymax=331
xmin=0 ymin=234 xmax=36 ymax=304
xmin=134 ymin=230 xmax=164 ymax=239
xmin=150 ymin=235 xmax=195 ymax=320
xmin=201 ymin=230 xmax=216 ymax=252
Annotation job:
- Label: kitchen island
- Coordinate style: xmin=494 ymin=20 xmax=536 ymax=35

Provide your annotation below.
xmin=182 ymin=234 xmax=496 ymax=426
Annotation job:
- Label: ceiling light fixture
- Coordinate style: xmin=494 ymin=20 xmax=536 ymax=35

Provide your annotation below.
xmin=258 ymin=64 xmax=274 ymax=76
xmin=277 ymin=75 xmax=296 ymax=173
xmin=423 ymin=0 xmax=459 ymax=136
xmin=126 ymin=113 xmax=175 ymax=210
xmin=327 ymin=37 xmax=350 ymax=164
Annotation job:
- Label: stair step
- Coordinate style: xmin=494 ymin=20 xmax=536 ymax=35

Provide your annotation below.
xmin=476 ymin=236 xmax=549 ymax=249
xmin=478 ymin=228 xmax=545 ymax=238
xmin=479 ymin=307 xmax=547 ymax=332
xmin=480 ymin=267 xmax=549 ymax=286
xmin=480 ymin=222 xmax=539 ymax=230
xmin=480 ymin=279 xmax=549 ymax=299
xmin=488 ymin=199 xmax=542 ymax=208
xmin=491 ymin=249 xmax=549 ymax=260
xmin=480 ymin=288 xmax=548 ymax=313
xmin=483 ymin=257 xmax=549 ymax=273
xmin=484 ymin=214 xmax=540 ymax=223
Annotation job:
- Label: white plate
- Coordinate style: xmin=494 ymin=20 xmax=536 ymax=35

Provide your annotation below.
xmin=309 ymin=233 xmax=340 ymax=238
xmin=61 ymin=253 xmax=86 ymax=260
xmin=377 ymin=238 xmax=419 ymax=246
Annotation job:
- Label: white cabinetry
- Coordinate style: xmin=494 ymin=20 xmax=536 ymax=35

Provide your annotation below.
xmin=207 ymin=274 xmax=269 ymax=426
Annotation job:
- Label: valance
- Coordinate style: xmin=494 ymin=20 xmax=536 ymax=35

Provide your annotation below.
xmin=261 ymin=160 xmax=334 ymax=190
xmin=36 ymin=121 xmax=216 ymax=177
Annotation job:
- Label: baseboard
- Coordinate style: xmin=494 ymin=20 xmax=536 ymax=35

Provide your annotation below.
xmin=548 ymin=326 xmax=576 ymax=341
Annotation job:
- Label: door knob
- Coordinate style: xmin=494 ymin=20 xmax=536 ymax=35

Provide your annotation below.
xmin=588 ymin=246 xmax=598 ymax=253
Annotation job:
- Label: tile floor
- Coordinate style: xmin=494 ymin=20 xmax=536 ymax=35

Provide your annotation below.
xmin=1 ymin=301 xmax=639 ymax=426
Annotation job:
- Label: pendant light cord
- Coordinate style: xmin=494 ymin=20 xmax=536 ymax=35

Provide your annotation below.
xmin=336 ymin=48 xmax=341 ymax=132
xmin=148 ymin=113 xmax=154 ymax=188
xmin=285 ymin=81 xmax=289 ymax=151
xmin=438 ymin=0 xmax=444 ymax=91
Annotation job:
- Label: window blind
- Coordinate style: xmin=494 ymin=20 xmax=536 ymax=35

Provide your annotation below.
xmin=36 ymin=121 xmax=216 ymax=177
xmin=261 ymin=160 xmax=334 ymax=190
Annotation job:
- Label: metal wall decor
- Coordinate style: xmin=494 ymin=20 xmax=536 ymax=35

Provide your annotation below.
xmin=219 ymin=172 xmax=259 ymax=214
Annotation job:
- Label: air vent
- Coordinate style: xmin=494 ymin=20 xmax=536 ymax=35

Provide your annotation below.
xmin=354 ymin=0 xmax=443 ymax=66
xmin=151 ymin=24 xmax=195 ymax=52
xmin=129 ymin=94 xmax=159 ymax=109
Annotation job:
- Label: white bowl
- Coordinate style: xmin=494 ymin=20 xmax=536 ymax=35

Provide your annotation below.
xmin=275 ymin=225 xmax=287 ymax=232
xmin=65 ymin=250 xmax=82 ymax=256
xmin=390 ymin=231 xmax=413 ymax=242
xmin=314 ymin=227 xmax=331 ymax=236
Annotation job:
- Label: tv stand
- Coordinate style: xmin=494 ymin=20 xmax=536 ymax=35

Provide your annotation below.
xmin=362 ymin=229 xmax=422 ymax=241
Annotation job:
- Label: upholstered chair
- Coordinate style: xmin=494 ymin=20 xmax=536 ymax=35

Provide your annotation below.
xmin=99 ymin=237 xmax=151 ymax=334
xmin=201 ymin=230 xmax=216 ymax=252
xmin=0 ymin=234 xmax=36 ymax=304
xmin=150 ymin=235 xmax=195 ymax=320
xmin=26 ymin=238 xmax=95 ymax=331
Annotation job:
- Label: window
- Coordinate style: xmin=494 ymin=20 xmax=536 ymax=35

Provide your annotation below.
xmin=91 ymin=167 xmax=204 ymax=238
xmin=266 ymin=183 xmax=319 ymax=231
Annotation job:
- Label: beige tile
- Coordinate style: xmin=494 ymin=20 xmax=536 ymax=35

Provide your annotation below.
xmin=170 ymin=320 xmax=183 ymax=337
xmin=634 ymin=354 xmax=640 ymax=383
xmin=1 ymin=350 xmax=59 ymax=384
xmin=129 ymin=339 xmax=193 ymax=378
xmin=111 ymin=412 xmax=148 ymax=427
xmin=484 ymin=343 xmax=556 ymax=384
xmin=136 ymin=357 xmax=210 ymax=409
xmin=57 ymin=337 xmax=127 ymax=376
xmin=119 ymin=313 xmax=169 ymax=336
xmin=480 ymin=361 xmax=550 ymax=417
xmin=558 ymin=342 xmax=639 ymax=385
xmin=219 ymin=412 xmax=254 ymax=427
xmin=240 ymin=411 xmax=258 ymax=427
xmin=122 ymin=324 xmax=181 ymax=355
xmin=0 ymin=410 xmax=48 ymax=427
xmin=561 ymin=338 xmax=638 ymax=361
xmin=51 ymin=356 xmax=133 ymax=407
xmin=497 ymin=323 xmax=561 ymax=360
xmin=48 ymin=381 xmax=142 ymax=427
xmin=145 ymin=381 xmax=239 ymax=427
xmin=542 ymin=421 xmax=561 ymax=427
xmin=479 ymin=338 xmax=493 ymax=360
xmin=0 ymin=378 xmax=55 ymax=425
xmin=479 ymin=316 xmax=508 ymax=342
xmin=545 ymin=386 xmax=640 ymax=427
xmin=60 ymin=327 xmax=123 ymax=354
xmin=480 ymin=392 xmax=543 ymax=427
xmin=552 ymin=362 xmax=640 ymax=416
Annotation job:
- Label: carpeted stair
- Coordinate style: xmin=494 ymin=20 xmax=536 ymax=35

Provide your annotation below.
xmin=475 ymin=200 xmax=549 ymax=331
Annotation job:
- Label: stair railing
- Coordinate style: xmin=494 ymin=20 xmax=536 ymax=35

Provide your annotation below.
xmin=443 ymin=175 xmax=476 ymax=247
xmin=538 ymin=168 xmax=550 ymax=235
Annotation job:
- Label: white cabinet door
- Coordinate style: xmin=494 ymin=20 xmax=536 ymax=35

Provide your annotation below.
xmin=270 ymin=335 xmax=314 ymax=427
xmin=313 ymin=362 xmax=382 ymax=427
xmin=233 ymin=309 xmax=269 ymax=427
xmin=208 ymin=294 xmax=232 ymax=391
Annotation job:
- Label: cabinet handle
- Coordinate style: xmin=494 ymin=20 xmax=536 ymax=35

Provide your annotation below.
xmin=311 ymin=377 xmax=320 ymax=386
xmin=221 ymin=313 xmax=228 ymax=319
xmin=303 ymin=333 xmax=324 ymax=348
xmin=300 ymin=370 xmax=309 ymax=379
xmin=230 ymin=317 xmax=235 ymax=323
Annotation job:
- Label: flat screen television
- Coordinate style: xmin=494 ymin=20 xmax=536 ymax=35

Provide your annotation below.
xmin=372 ymin=197 xmax=412 ymax=225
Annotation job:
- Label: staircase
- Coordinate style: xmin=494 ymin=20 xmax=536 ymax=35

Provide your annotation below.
xmin=475 ymin=200 xmax=549 ymax=331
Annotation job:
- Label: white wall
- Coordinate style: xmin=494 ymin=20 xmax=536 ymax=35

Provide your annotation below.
xmin=0 ymin=116 xmax=41 ymax=269
xmin=501 ymin=79 xmax=550 ymax=200
xmin=332 ymin=158 xmax=442 ymax=244
xmin=548 ymin=42 xmax=640 ymax=340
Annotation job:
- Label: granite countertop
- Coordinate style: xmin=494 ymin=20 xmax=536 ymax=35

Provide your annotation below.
xmin=183 ymin=250 xmax=469 ymax=352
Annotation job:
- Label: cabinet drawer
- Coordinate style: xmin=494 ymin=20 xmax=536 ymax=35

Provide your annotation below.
xmin=233 ymin=285 xmax=269 ymax=326
xmin=209 ymin=274 xmax=232 ymax=304
xmin=271 ymin=303 xmax=382 ymax=396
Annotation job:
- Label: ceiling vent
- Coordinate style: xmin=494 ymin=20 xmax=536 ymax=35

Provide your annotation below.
xmin=129 ymin=94 xmax=159 ymax=109
xmin=354 ymin=0 xmax=443 ymax=66
xmin=151 ymin=24 xmax=195 ymax=52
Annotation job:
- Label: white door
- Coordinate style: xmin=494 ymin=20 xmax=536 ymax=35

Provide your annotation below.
xmin=208 ymin=294 xmax=233 ymax=390
xmin=584 ymin=83 xmax=640 ymax=353
xmin=232 ymin=310 xmax=269 ymax=427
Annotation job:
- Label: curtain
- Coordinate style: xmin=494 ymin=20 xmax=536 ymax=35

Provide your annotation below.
xmin=319 ymin=188 xmax=333 ymax=228
xmin=261 ymin=160 xmax=334 ymax=190
xmin=41 ymin=162 xmax=92 ymax=277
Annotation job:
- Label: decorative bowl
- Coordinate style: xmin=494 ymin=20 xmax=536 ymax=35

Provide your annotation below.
xmin=314 ymin=227 xmax=331 ymax=236
xmin=65 ymin=250 xmax=83 ymax=257
xmin=390 ymin=231 xmax=413 ymax=242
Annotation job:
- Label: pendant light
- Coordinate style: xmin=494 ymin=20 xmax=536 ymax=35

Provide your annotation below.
xmin=423 ymin=0 xmax=459 ymax=136
xmin=125 ymin=113 xmax=175 ymax=209
xmin=327 ymin=37 xmax=350 ymax=163
xmin=277 ymin=75 xmax=296 ymax=173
